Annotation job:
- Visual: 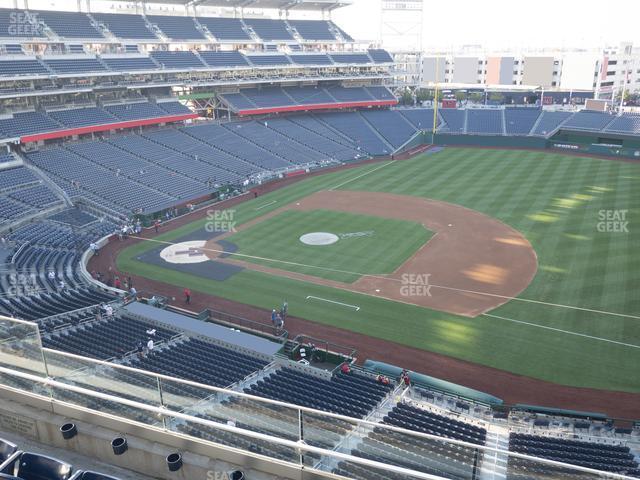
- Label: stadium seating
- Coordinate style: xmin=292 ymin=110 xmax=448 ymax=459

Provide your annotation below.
xmin=466 ymin=109 xmax=504 ymax=135
xmin=149 ymin=50 xmax=206 ymax=69
xmin=287 ymin=20 xmax=336 ymax=41
xmin=245 ymin=54 xmax=291 ymax=66
xmin=65 ymin=140 xmax=210 ymax=201
xmin=100 ymin=56 xmax=158 ymax=71
xmin=361 ymin=110 xmax=417 ymax=148
xmin=264 ymin=117 xmax=360 ymax=161
xmin=42 ymin=57 xmax=108 ymax=74
xmin=91 ymin=12 xmax=156 ymax=40
xmin=235 ymin=87 xmax=294 ymax=108
xmin=282 ymin=86 xmax=335 ymax=104
xmin=562 ymin=110 xmax=616 ymax=131
xmin=0 ymin=220 xmax=116 ymax=323
xmin=146 ymin=15 xmax=205 ymax=40
xmin=243 ymin=18 xmax=294 ymax=41
xmin=197 ymin=17 xmax=251 ymax=41
xmin=0 ymin=59 xmax=48 ymax=76
xmin=508 ymin=433 xmax=639 ymax=476
xmin=44 ymin=314 xmax=175 ymax=359
xmin=157 ymin=101 xmax=191 ymax=116
xmin=198 ymin=50 xmax=249 ymax=68
xmin=26 ymin=147 xmax=181 ymax=214
xmin=368 ymin=49 xmax=393 ymax=63
xmin=103 ymin=102 xmax=166 ymax=121
xmin=530 ymin=111 xmax=573 ymax=136
xmin=366 ymin=86 xmax=396 ymax=101
xmin=399 ymin=108 xmax=436 ymax=130
xmin=129 ymin=337 xmax=269 ymax=387
xmin=47 ymin=106 xmax=117 ymax=128
xmin=0 ymin=9 xmax=46 ymax=38
xmin=0 ymin=439 xmax=123 ymax=479
xmin=288 ymin=54 xmax=333 ymax=65
xmin=504 ymin=108 xmax=542 ymax=135
xmin=325 ymin=86 xmax=374 ymax=102
xmin=224 ymin=120 xmax=325 ymax=164
xmin=333 ymin=401 xmax=487 ymax=480
xmin=315 ymin=112 xmax=392 ymax=155
xmin=247 ymin=368 xmax=393 ymax=418
xmin=33 ymin=9 xmax=104 ymax=39
xmin=193 ymin=122 xmax=294 ymax=170
xmin=604 ymin=113 xmax=640 ymax=135
xmin=439 ymin=109 xmax=466 ymax=133
xmin=219 ymin=92 xmax=257 ymax=110
xmin=329 ymin=53 xmax=372 ymax=64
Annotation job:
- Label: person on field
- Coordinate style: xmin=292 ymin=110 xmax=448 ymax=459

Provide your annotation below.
xmin=184 ymin=288 xmax=191 ymax=304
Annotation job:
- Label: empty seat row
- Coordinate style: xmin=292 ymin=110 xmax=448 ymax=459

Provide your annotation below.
xmin=0 ymin=437 xmax=121 ymax=479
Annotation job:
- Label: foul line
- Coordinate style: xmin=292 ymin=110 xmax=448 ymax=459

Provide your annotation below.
xmin=306 ymin=296 xmax=360 ymax=311
xmin=328 ymin=161 xmax=395 ymax=191
xmin=483 ymin=313 xmax=640 ymax=349
xmin=129 ymin=236 xmax=640 ymax=321
xmin=255 ymin=200 xmax=277 ymax=210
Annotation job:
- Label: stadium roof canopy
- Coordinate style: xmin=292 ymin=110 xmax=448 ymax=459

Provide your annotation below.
xmin=168 ymin=0 xmax=353 ymax=10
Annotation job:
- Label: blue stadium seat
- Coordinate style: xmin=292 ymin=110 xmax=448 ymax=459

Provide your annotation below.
xmin=197 ymin=17 xmax=251 ymax=41
xmin=368 ymin=49 xmax=393 ymax=63
xmin=287 ymin=20 xmax=336 ymax=41
xmin=33 ymin=9 xmax=104 ymax=39
xmin=91 ymin=12 xmax=156 ymax=40
xmin=245 ymin=54 xmax=291 ymax=66
xmin=439 ymin=109 xmax=466 ymax=134
xmin=243 ymin=18 xmax=293 ymax=41
xmin=466 ymin=109 xmax=503 ymax=134
xmin=150 ymin=50 xmax=205 ymax=69
xmin=531 ymin=111 xmax=573 ymax=136
xmin=2 ymin=452 xmax=73 ymax=480
xmin=101 ymin=56 xmax=158 ymax=71
xmin=288 ymin=54 xmax=332 ymax=65
xmin=146 ymin=15 xmax=205 ymax=40
xmin=198 ymin=50 xmax=248 ymax=68
xmin=0 ymin=59 xmax=48 ymax=77
xmin=504 ymin=108 xmax=542 ymax=135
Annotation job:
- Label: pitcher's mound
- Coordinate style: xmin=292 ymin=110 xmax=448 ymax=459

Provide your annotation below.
xmin=299 ymin=232 xmax=339 ymax=246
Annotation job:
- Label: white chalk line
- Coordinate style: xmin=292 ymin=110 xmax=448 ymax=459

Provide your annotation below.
xmin=255 ymin=200 xmax=277 ymax=210
xmin=306 ymin=296 xmax=360 ymax=311
xmin=131 ymin=235 xmax=640 ymax=322
xmin=328 ymin=161 xmax=396 ymax=191
xmin=483 ymin=313 xmax=640 ymax=349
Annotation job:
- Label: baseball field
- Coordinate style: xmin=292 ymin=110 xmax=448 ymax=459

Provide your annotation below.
xmin=116 ymin=148 xmax=640 ymax=394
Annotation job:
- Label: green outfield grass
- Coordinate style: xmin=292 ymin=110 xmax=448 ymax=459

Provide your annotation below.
xmin=118 ymin=148 xmax=640 ymax=392
xmin=224 ymin=209 xmax=431 ymax=283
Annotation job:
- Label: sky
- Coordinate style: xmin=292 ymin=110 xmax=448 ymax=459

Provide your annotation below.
xmin=333 ymin=0 xmax=640 ymax=52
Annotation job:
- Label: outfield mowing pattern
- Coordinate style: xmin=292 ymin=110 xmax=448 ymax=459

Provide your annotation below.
xmin=224 ymin=209 xmax=432 ymax=283
xmin=118 ymin=149 xmax=640 ymax=392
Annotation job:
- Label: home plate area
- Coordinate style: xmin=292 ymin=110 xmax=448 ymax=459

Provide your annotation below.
xmin=159 ymin=240 xmax=209 ymax=264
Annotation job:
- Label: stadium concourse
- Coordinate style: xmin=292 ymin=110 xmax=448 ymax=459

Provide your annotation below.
xmin=0 ymin=1 xmax=639 ymax=479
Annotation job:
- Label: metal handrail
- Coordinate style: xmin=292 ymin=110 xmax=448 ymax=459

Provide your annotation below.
xmin=0 ymin=363 xmax=633 ymax=480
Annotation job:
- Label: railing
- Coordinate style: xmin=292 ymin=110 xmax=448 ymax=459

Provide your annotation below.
xmin=205 ymin=307 xmax=287 ymax=340
xmin=0 ymin=315 xmax=634 ymax=480
xmin=293 ymin=334 xmax=357 ymax=361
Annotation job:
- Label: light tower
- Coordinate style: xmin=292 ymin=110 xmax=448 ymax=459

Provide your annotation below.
xmin=379 ymin=0 xmax=424 ymax=52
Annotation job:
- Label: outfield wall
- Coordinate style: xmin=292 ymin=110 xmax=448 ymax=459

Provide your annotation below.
xmin=402 ymin=132 xmax=640 ymax=160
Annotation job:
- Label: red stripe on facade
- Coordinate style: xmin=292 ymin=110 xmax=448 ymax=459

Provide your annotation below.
xmin=237 ymin=100 xmax=398 ymax=116
xmin=20 ymin=113 xmax=198 ymax=143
